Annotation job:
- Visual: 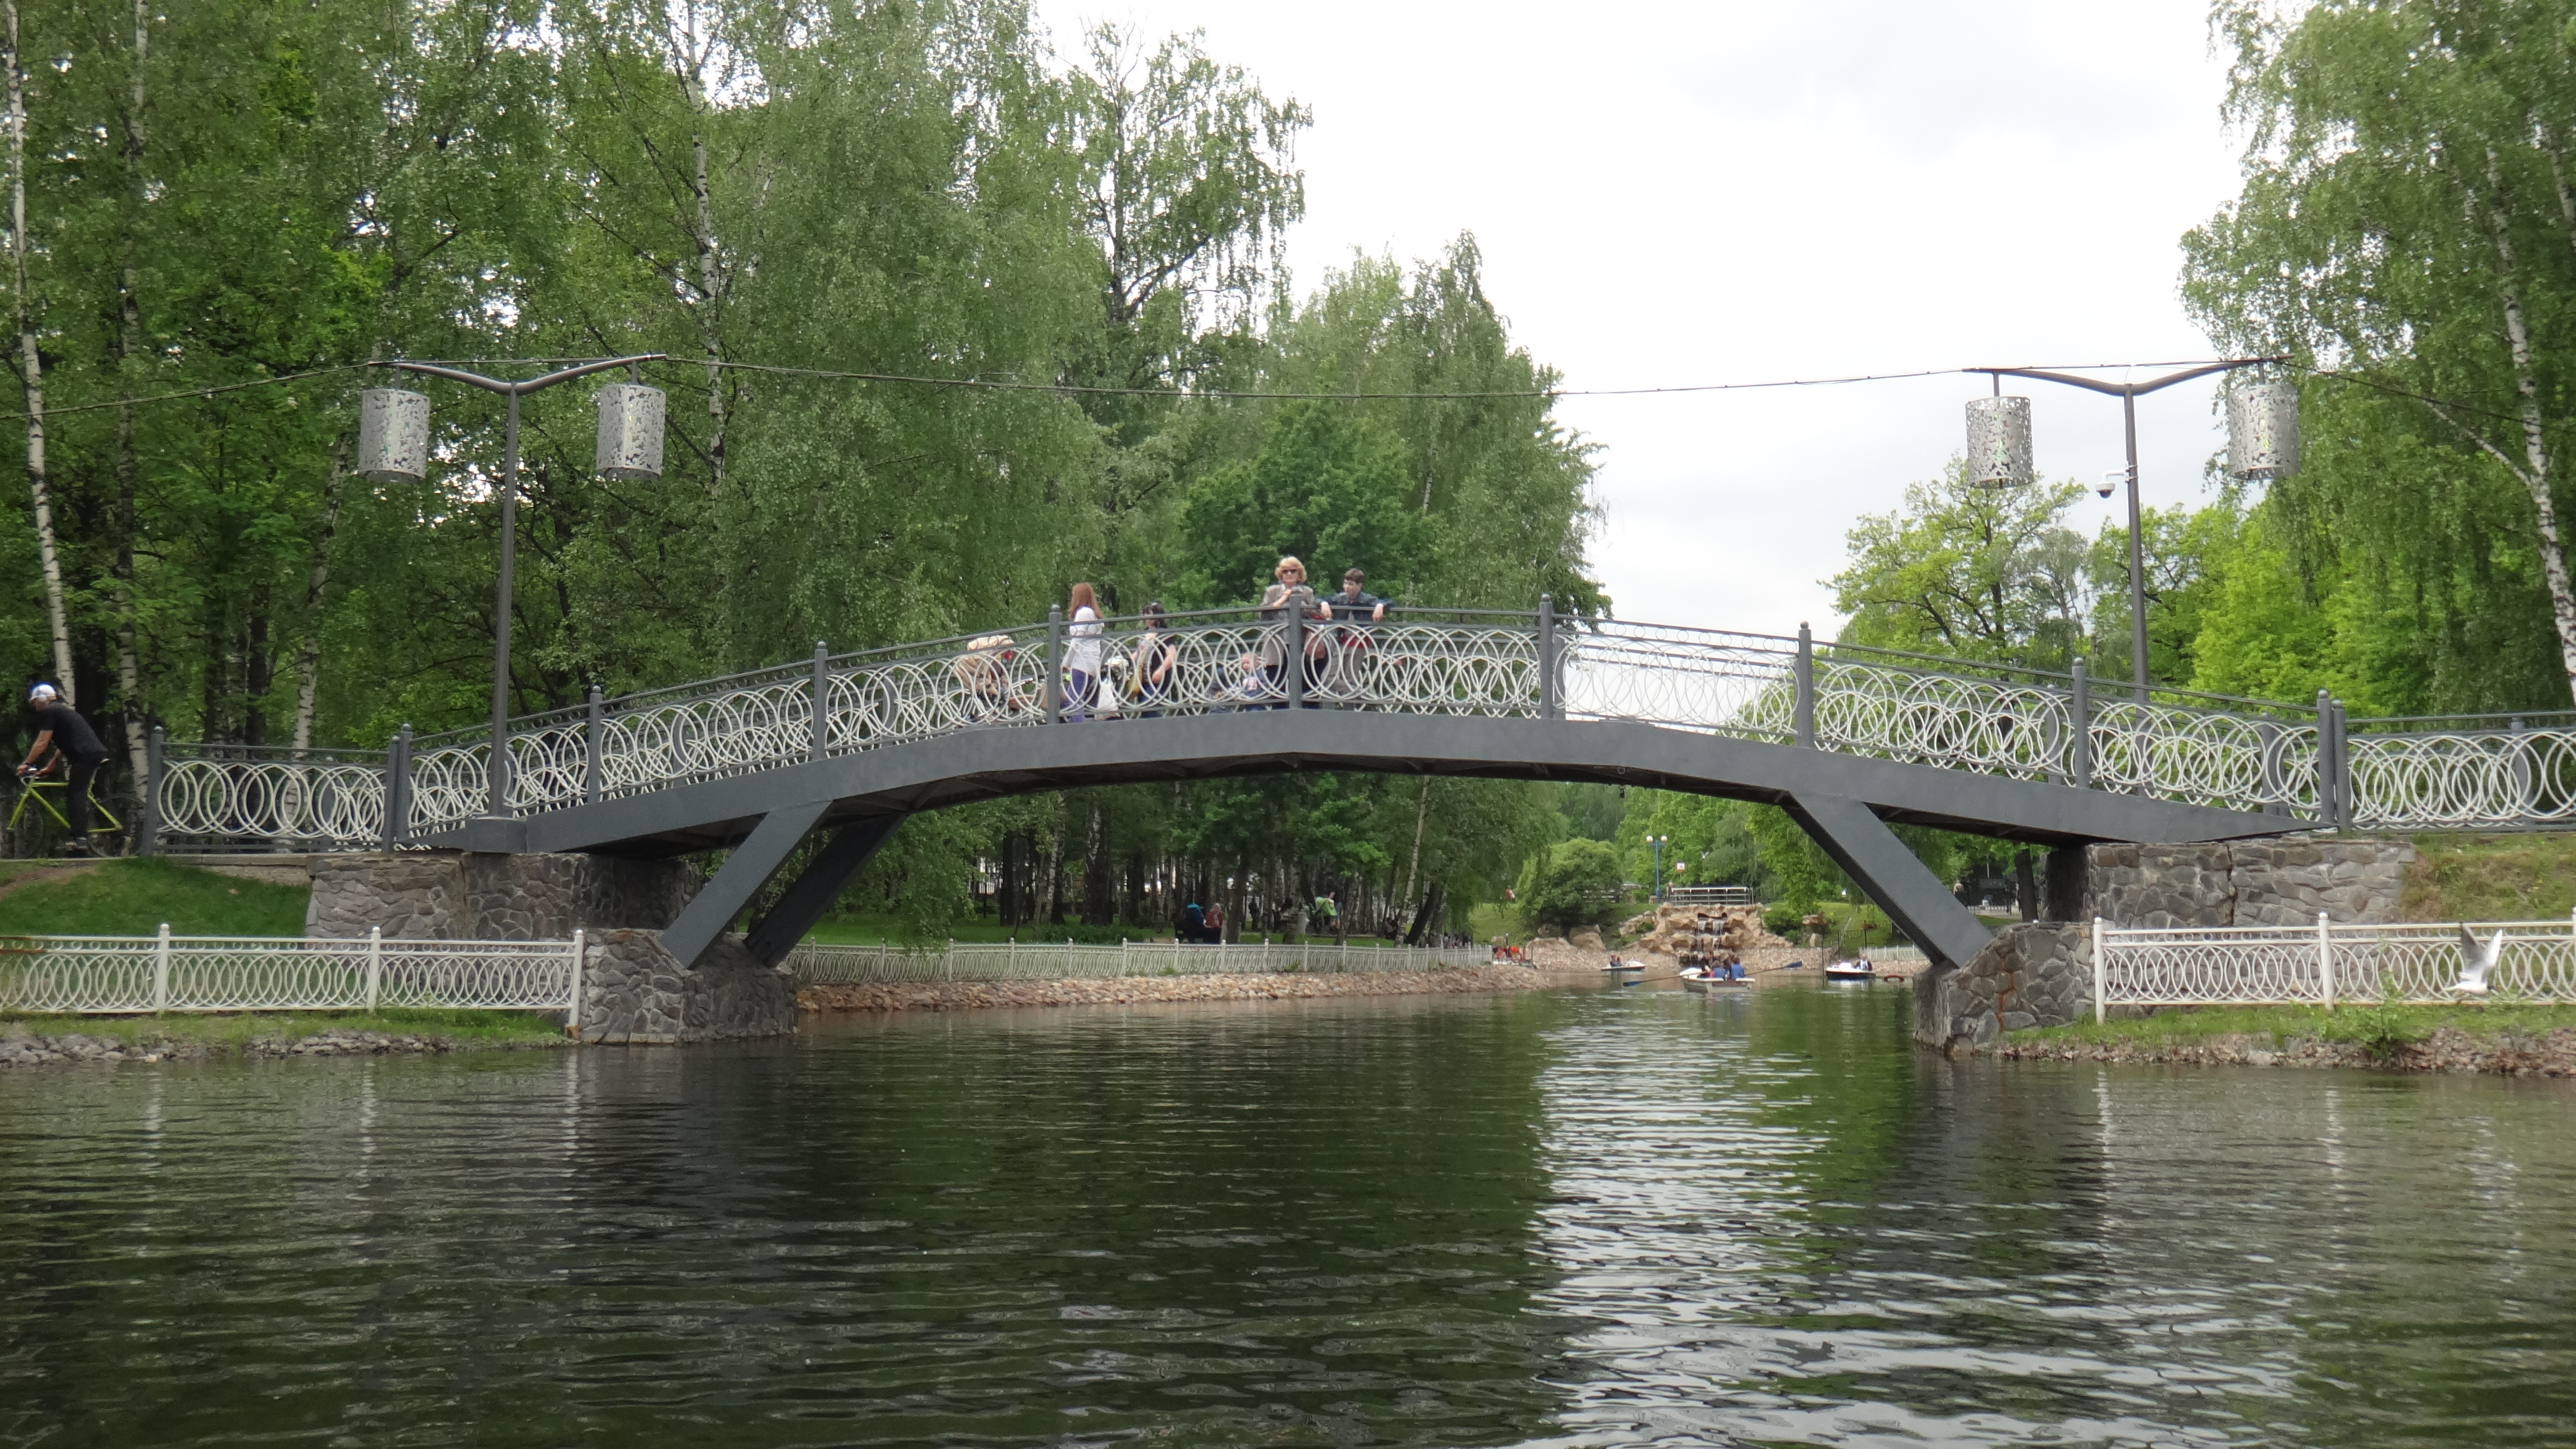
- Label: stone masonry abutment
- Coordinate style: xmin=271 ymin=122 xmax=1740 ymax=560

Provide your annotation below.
xmin=305 ymin=851 xmax=797 ymax=1045
xmin=1915 ymin=837 xmax=2416 ymax=1052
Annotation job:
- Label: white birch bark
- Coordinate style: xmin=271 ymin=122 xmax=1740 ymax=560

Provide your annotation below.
xmin=5 ymin=0 xmax=70 ymax=701
xmin=2476 ymin=150 xmax=2576 ymax=706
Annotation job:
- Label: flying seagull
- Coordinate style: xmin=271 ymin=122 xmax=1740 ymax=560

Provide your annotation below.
xmin=2449 ymin=925 xmax=2507 ymax=997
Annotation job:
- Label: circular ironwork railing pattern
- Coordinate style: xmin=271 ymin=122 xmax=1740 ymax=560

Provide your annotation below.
xmin=2347 ymin=726 xmax=2576 ymax=830
xmin=148 ymin=608 xmax=2576 ymax=848
xmin=0 ymin=935 xmax=577 ymax=1014
xmin=2099 ymin=921 xmax=2576 ymax=1007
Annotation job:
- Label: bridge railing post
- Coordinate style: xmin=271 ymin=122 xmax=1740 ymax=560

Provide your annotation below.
xmin=1044 ymin=605 xmax=1063 ymax=724
xmin=1286 ymin=605 xmax=1305 ymax=710
xmin=1793 ymin=622 xmax=1816 ymax=748
xmin=385 ymin=724 xmax=412 ymax=850
xmin=1537 ymin=595 xmax=1560 ymax=720
xmin=810 ymin=640 xmax=829 ymax=761
xmin=2331 ymin=697 xmax=2354 ymax=832
xmin=2314 ymin=689 xmax=2342 ymax=828
xmin=2069 ymin=656 xmax=2090 ymax=790
xmin=139 ymin=724 xmax=163 ymax=856
xmin=583 ymin=686 xmax=603 ymax=806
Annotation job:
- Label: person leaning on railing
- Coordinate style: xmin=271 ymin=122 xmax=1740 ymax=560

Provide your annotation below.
xmin=17 ymin=683 xmax=110 ymax=856
xmin=1130 ymin=602 xmax=1176 ymax=718
xmin=1322 ymin=567 xmax=1387 ymax=702
xmin=1256 ymin=556 xmax=1328 ymax=708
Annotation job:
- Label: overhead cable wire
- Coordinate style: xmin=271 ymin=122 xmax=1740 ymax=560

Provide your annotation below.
xmin=0 ymin=353 xmax=2530 ymax=426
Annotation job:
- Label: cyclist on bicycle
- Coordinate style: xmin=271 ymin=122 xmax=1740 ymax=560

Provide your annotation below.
xmin=18 ymin=683 xmax=109 ymax=855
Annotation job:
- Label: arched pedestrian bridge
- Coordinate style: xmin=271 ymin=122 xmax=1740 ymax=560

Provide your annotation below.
xmin=148 ymin=607 xmax=2576 ymax=972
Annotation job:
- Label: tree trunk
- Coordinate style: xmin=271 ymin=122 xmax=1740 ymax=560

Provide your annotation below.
xmin=4 ymin=0 xmax=69 ymax=700
xmin=244 ymin=600 xmax=272 ymax=747
xmin=111 ymin=0 xmax=146 ymax=786
xmin=289 ymin=465 xmax=343 ymax=754
xmin=2474 ymin=151 xmax=2576 ymax=705
xmin=2013 ymin=849 xmax=2037 ymax=923
xmin=1400 ymin=776 xmax=1429 ymax=908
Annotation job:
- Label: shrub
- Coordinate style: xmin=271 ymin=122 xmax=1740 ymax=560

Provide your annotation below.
xmin=1524 ymin=839 xmax=1626 ymax=932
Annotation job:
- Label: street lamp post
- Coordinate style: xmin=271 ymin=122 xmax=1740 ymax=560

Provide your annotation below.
xmin=356 ymin=355 xmax=665 ymax=820
xmin=1647 ymin=835 xmax=1668 ymax=903
xmin=1967 ymin=359 xmax=2286 ymax=700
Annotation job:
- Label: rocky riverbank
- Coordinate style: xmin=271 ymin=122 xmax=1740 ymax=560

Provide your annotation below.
xmin=799 ymin=964 xmax=1575 ymax=1014
xmin=1982 ymin=1026 xmax=2576 ymax=1076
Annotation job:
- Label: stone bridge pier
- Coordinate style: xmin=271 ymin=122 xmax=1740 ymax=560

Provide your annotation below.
xmin=1915 ymin=837 xmax=2418 ymax=1052
xmin=305 ymin=851 xmax=798 ymax=1044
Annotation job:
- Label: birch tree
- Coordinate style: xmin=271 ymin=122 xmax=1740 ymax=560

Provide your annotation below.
xmin=2188 ymin=0 xmax=2576 ymax=707
xmin=3 ymin=0 xmax=67 ymax=700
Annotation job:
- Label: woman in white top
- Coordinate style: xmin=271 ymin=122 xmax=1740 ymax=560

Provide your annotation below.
xmin=1063 ymin=582 xmax=1103 ymax=721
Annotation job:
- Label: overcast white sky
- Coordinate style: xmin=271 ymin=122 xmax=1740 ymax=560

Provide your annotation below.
xmin=1027 ymin=0 xmax=2251 ymax=636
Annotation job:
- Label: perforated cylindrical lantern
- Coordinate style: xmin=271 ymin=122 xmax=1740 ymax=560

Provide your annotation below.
xmin=594 ymin=383 xmax=666 ymax=481
xmin=1964 ymin=395 xmax=2033 ymax=488
xmin=355 ymin=388 xmax=430 ymax=483
xmin=2226 ymin=379 xmax=2300 ymax=480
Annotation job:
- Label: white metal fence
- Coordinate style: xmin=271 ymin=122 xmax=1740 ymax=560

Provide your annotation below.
xmin=2091 ymin=915 xmax=2576 ymax=1017
xmin=0 ymin=926 xmax=584 ymax=1021
xmin=785 ymin=939 xmax=1495 ymax=986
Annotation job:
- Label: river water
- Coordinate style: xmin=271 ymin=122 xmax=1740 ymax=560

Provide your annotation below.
xmin=4 ymin=983 xmax=2572 ymax=1447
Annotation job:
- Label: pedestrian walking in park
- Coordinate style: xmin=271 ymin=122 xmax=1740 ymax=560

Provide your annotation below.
xmin=1064 ymin=583 xmax=1103 ymax=721
xmin=18 ymin=684 xmax=110 ymax=855
xmin=1256 ymin=556 xmax=1327 ymax=707
xmin=1132 ymin=602 xmax=1176 ymax=717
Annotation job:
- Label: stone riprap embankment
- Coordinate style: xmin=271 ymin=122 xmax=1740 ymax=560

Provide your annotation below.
xmin=800 ymin=964 xmax=1570 ymax=1014
xmin=1920 ymin=836 xmax=2420 ymax=1051
xmin=0 ymin=1024 xmax=565 ymax=1067
xmin=1981 ymin=1027 xmax=2576 ymax=1076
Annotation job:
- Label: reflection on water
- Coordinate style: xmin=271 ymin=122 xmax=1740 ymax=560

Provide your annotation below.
xmin=2 ymin=984 xmax=2571 ymax=1446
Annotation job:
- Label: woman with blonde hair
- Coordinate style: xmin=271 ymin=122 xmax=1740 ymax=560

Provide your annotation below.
xmin=1063 ymin=582 xmax=1103 ymax=721
xmin=1256 ymin=556 xmax=1325 ymax=708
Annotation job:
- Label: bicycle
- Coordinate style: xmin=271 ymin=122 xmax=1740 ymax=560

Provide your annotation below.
xmin=7 ymin=761 xmax=123 ymax=858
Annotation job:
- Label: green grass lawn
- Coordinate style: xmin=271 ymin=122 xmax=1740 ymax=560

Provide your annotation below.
xmin=1 ymin=1007 xmax=565 ymax=1048
xmin=2405 ymin=833 xmax=2576 ymax=921
xmin=0 ymin=858 xmax=308 ymax=936
xmin=2021 ymin=1001 xmax=2576 ymax=1050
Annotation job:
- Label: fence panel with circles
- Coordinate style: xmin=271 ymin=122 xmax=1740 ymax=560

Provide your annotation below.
xmin=147 ymin=609 xmax=2576 ymax=849
xmin=2095 ymin=918 xmax=2576 ymax=1010
xmin=786 ymin=939 xmax=1495 ymax=986
xmin=0 ymin=932 xmax=580 ymax=1015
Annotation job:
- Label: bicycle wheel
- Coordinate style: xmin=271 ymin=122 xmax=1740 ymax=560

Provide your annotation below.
xmin=7 ymin=788 xmax=64 ymax=860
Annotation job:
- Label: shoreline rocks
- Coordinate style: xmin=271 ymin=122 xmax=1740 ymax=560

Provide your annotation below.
xmin=1977 ymin=1025 xmax=2576 ymax=1076
xmin=0 ymin=1025 xmax=566 ymax=1068
xmin=799 ymin=964 xmax=1576 ymax=1014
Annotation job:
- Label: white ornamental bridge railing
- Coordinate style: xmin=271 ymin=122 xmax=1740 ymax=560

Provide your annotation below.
xmin=784 ymin=939 xmax=1495 ymax=986
xmin=2092 ymin=915 xmax=2576 ymax=1017
xmin=146 ymin=604 xmax=2576 ymax=850
xmin=0 ymin=926 xmax=587 ymax=1025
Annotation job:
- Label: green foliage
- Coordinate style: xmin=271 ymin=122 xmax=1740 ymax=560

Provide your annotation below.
xmin=2185 ymin=1 xmax=2576 ymax=711
xmin=1834 ymin=460 xmax=2090 ymax=669
xmin=1518 ymin=838 xmax=1623 ymax=932
xmin=2320 ymin=991 xmax=2432 ymax=1058
xmin=0 ymin=860 xmax=307 ymax=936
xmin=1175 ymin=402 xmax=1432 ymax=606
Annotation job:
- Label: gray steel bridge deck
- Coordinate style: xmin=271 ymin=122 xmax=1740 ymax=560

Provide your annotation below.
xmin=146 ymin=607 xmax=2576 ymax=972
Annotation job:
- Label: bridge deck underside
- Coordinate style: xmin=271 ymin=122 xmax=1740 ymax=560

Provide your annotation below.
xmin=425 ymin=713 xmax=2296 ymax=859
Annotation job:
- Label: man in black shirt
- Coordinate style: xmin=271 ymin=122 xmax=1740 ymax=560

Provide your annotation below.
xmin=19 ymin=684 xmax=110 ymax=854
xmin=1321 ymin=569 xmax=1387 ymax=703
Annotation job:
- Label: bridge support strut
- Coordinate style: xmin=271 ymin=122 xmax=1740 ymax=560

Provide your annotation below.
xmin=1782 ymin=791 xmax=1992 ymax=970
xmin=744 ymin=815 xmax=907 ymax=966
xmin=661 ymin=800 xmax=833 ymax=967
